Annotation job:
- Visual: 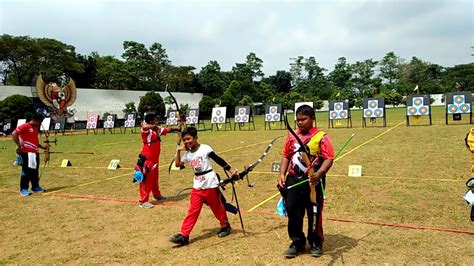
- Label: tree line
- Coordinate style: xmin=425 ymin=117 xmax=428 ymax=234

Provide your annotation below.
xmin=1 ymin=34 xmax=473 ymax=115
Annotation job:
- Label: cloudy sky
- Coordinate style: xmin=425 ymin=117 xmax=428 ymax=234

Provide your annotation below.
xmin=1 ymin=0 xmax=472 ymax=76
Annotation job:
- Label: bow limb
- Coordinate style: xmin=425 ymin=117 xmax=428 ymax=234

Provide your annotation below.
xmin=283 ymin=112 xmax=318 ymax=204
xmin=166 ymin=88 xmax=184 ymax=173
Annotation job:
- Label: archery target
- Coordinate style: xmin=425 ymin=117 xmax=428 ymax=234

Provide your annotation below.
xmin=54 ymin=117 xmax=66 ymax=131
xmin=329 ymin=101 xmax=349 ymax=120
xmin=446 ymin=92 xmax=471 ymax=114
xmin=406 ymin=96 xmax=430 ymax=116
xmin=166 ymin=110 xmax=179 ymax=126
xmin=3 ymin=119 xmax=11 ymax=132
xmin=86 ymin=115 xmax=98 ymax=129
xmin=294 ymin=102 xmax=313 ymax=120
xmin=265 ymin=104 xmax=281 ymax=122
xmin=211 ymin=107 xmax=227 ymax=124
xmin=40 ymin=117 xmax=51 ymax=131
xmin=186 ymin=108 xmax=199 ymax=125
xmin=16 ymin=119 xmax=26 ymax=128
xmin=103 ymin=114 xmax=116 ymax=128
xmin=124 ymin=113 xmax=136 ymax=128
xmin=363 ymin=98 xmax=385 ymax=118
xmin=234 ymin=106 xmax=250 ymax=123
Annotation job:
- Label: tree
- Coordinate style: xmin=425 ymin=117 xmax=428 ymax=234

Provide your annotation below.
xmin=329 ymin=57 xmax=352 ymax=90
xmin=197 ymin=60 xmax=227 ymax=98
xmin=351 ymin=59 xmax=379 ymax=96
xmin=198 ymin=96 xmax=217 ymax=118
xmin=379 ymin=52 xmax=402 ymax=84
xmin=122 ymin=102 xmax=137 ymax=114
xmin=265 ymin=70 xmax=292 ymax=93
xmin=0 ymin=34 xmax=83 ymax=85
xmin=93 ymin=54 xmax=129 ymax=90
xmin=245 ymin=52 xmax=264 ymax=80
xmin=289 ymin=56 xmax=305 ymax=86
xmin=138 ymin=91 xmax=165 ymax=117
xmin=0 ymin=95 xmax=36 ymax=121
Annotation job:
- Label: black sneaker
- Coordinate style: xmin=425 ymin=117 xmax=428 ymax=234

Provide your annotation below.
xmin=284 ymin=245 xmax=303 ymax=258
xmin=169 ymin=234 xmax=189 ymax=245
xmin=217 ymin=224 xmax=231 ymax=237
xmin=311 ymin=245 xmax=323 ymax=257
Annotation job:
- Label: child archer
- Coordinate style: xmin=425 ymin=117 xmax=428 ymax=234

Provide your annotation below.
xmin=278 ymin=105 xmax=334 ymax=258
xmin=136 ymin=113 xmax=181 ymax=208
xmin=169 ymin=127 xmax=238 ymax=246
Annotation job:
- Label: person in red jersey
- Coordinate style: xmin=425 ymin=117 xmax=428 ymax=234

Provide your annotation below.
xmin=12 ymin=113 xmax=49 ymax=196
xmin=278 ymin=105 xmax=334 ymax=258
xmin=137 ymin=113 xmax=181 ymax=208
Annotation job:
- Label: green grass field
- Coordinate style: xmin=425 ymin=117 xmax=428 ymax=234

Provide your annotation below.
xmin=1 ymin=106 xmax=473 ymax=264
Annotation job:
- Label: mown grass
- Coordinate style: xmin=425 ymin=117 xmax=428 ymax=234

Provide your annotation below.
xmin=0 ymin=106 xmax=473 ymax=264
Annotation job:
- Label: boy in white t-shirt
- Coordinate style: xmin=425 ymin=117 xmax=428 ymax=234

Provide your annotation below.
xmin=169 ymin=127 xmax=238 ymax=246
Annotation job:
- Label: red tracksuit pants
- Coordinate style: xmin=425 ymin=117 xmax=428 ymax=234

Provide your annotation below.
xmin=181 ymin=188 xmax=228 ymax=237
xmin=139 ymin=162 xmax=161 ymax=203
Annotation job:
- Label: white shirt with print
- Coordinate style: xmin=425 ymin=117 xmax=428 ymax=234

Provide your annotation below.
xmin=181 ymin=144 xmax=219 ymax=189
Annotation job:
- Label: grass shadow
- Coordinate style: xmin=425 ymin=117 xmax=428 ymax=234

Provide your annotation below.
xmin=323 ymin=230 xmax=376 ymax=265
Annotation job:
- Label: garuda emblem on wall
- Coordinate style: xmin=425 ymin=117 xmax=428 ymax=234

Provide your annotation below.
xmin=35 ymin=75 xmax=77 ymax=118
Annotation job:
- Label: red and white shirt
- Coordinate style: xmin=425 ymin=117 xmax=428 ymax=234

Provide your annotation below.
xmin=282 ymin=127 xmax=334 ymax=177
xmin=181 ymin=144 xmax=220 ymax=189
xmin=140 ymin=126 xmax=169 ymax=163
xmin=14 ymin=123 xmax=40 ymax=153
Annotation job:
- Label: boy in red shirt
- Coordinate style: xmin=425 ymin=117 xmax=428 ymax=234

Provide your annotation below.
xmin=278 ymin=105 xmax=334 ymax=258
xmin=169 ymin=127 xmax=238 ymax=246
xmin=12 ymin=113 xmax=49 ymax=196
xmin=137 ymin=113 xmax=181 ymax=208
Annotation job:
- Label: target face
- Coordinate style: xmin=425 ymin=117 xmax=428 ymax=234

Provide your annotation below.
xmin=455 ymin=95 xmax=464 ymax=104
xmin=124 ymin=113 xmax=136 ymax=128
xmin=447 ymin=94 xmax=471 ymax=114
xmin=265 ymin=104 xmax=281 ymax=122
xmin=212 ymin=107 xmax=227 ymax=124
xmin=86 ymin=115 xmax=98 ymax=129
xmin=329 ymin=101 xmax=348 ymax=120
xmin=55 ymin=123 xmax=60 ymax=130
xmin=414 ymin=97 xmax=423 ymax=106
xmin=104 ymin=115 xmax=115 ymax=128
xmin=374 ymin=109 xmax=383 ymax=117
xmin=186 ymin=109 xmax=199 ymax=125
xmin=234 ymin=106 xmax=250 ymax=123
xmin=363 ymin=98 xmax=385 ymax=118
xmin=407 ymin=96 xmax=430 ymax=116
xmin=166 ymin=110 xmax=179 ymax=126
xmin=408 ymin=107 xmax=417 ymax=115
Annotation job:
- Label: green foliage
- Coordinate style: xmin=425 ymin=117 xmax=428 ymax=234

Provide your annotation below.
xmin=197 ymin=61 xmax=228 ymax=98
xmin=122 ymin=102 xmax=137 ymax=114
xmin=281 ymin=91 xmax=304 ymax=110
xmin=0 ymin=34 xmax=83 ymax=85
xmin=240 ymin=95 xmax=254 ymax=107
xmin=199 ymin=96 xmax=217 ymax=118
xmin=220 ymin=90 xmax=239 ymax=116
xmin=0 ymin=95 xmax=36 ymax=121
xmin=312 ymin=96 xmax=324 ymax=110
xmin=102 ymin=112 xmax=111 ymax=119
xmin=138 ymin=91 xmax=165 ymax=117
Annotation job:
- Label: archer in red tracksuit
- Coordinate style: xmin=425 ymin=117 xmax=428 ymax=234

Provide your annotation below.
xmin=138 ymin=113 xmax=181 ymax=206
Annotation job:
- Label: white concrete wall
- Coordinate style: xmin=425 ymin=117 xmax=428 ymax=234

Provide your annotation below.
xmin=0 ymin=86 xmax=203 ymax=120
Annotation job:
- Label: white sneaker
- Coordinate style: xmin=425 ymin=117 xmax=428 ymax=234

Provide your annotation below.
xmin=139 ymin=202 xmax=154 ymax=208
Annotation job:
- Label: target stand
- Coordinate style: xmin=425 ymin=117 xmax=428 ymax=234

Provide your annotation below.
xmin=211 ymin=107 xmax=232 ymax=131
xmin=328 ymin=101 xmax=352 ymax=128
xmin=362 ymin=98 xmax=386 ymax=127
xmin=264 ymin=104 xmax=283 ymax=130
xmin=123 ymin=113 xmax=137 ymax=134
xmin=185 ymin=108 xmax=206 ymax=130
xmin=233 ymin=106 xmax=255 ymax=131
xmin=53 ymin=117 xmax=67 ymax=136
xmin=102 ymin=114 xmax=117 ymax=134
xmin=406 ymin=95 xmax=432 ymax=126
xmin=445 ymin=92 xmax=472 ymax=125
